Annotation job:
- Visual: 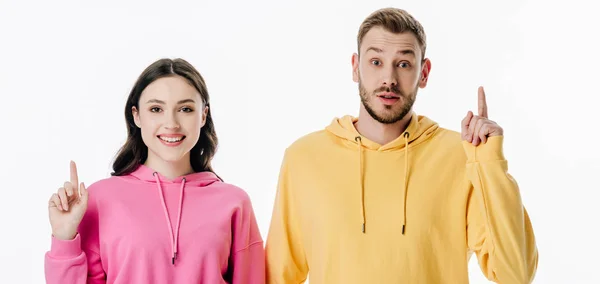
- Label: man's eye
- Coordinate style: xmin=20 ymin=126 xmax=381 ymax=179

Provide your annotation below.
xmin=398 ymin=62 xmax=410 ymax=68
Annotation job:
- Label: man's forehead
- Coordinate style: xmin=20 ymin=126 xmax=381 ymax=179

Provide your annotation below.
xmin=361 ymin=27 xmax=419 ymax=54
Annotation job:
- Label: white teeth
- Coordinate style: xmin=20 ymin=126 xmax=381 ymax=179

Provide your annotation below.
xmin=160 ymin=136 xmax=183 ymax=143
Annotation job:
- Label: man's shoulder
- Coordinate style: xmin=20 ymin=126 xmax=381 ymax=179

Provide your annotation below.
xmin=425 ymin=126 xmax=471 ymax=164
xmin=432 ymin=126 xmax=462 ymax=144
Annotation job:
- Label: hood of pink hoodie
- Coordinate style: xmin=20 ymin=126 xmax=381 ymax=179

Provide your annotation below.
xmin=127 ymin=164 xmax=221 ymax=186
xmin=125 ymin=164 xmax=221 ymax=264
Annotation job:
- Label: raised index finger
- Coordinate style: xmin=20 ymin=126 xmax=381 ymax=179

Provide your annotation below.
xmin=70 ymin=160 xmax=79 ymax=189
xmin=478 ymin=86 xmax=488 ymax=118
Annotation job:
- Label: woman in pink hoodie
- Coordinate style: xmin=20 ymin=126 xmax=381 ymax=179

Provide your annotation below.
xmin=44 ymin=58 xmax=265 ymax=284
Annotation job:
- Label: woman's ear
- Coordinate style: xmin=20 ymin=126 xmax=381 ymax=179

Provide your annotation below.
xmin=201 ymin=105 xmax=208 ymax=127
xmin=132 ymin=106 xmax=141 ymax=128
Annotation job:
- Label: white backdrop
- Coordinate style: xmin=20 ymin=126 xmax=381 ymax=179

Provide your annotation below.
xmin=1 ymin=0 xmax=598 ymax=283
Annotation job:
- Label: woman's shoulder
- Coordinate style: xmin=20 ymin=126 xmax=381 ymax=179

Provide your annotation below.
xmin=210 ymin=180 xmax=253 ymax=202
xmin=84 ymin=175 xmax=130 ymax=196
xmin=214 ymin=182 xmax=259 ymax=215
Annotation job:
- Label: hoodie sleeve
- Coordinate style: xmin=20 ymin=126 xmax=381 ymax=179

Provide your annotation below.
xmin=44 ymin=187 xmax=106 ymax=284
xmin=227 ymin=192 xmax=265 ymax=284
xmin=463 ymin=136 xmax=538 ymax=283
xmin=265 ymin=149 xmax=308 ymax=284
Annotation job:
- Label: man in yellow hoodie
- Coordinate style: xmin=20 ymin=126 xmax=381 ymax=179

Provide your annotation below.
xmin=265 ymin=7 xmax=538 ymax=284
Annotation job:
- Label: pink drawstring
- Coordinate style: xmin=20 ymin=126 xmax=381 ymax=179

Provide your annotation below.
xmin=153 ymin=172 xmax=186 ymax=265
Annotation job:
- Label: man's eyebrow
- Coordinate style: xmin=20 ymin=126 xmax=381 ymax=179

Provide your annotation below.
xmin=364 ymin=47 xmax=416 ymax=57
xmin=365 ymin=46 xmax=383 ymax=53
xmin=397 ymin=49 xmax=415 ymax=56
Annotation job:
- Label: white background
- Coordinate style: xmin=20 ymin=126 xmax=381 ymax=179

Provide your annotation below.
xmin=1 ymin=0 xmax=599 ymax=283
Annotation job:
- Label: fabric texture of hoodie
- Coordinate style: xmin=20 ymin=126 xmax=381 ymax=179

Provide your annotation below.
xmin=44 ymin=164 xmax=265 ymax=284
xmin=265 ymin=112 xmax=538 ymax=284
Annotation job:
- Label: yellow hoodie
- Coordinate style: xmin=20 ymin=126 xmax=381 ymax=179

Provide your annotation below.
xmin=265 ymin=112 xmax=538 ymax=284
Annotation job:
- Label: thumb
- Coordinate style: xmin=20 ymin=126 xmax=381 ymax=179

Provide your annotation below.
xmin=79 ymin=182 xmax=88 ymax=204
xmin=461 ymin=111 xmax=473 ymax=139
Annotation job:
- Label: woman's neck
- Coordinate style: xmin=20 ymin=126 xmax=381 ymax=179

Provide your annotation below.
xmin=144 ymin=154 xmax=194 ymax=180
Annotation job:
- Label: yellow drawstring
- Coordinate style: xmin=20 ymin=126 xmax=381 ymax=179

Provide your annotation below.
xmin=356 ymin=132 xmax=410 ymax=235
xmin=355 ymin=136 xmax=366 ymax=233
xmin=402 ymin=132 xmax=410 ymax=235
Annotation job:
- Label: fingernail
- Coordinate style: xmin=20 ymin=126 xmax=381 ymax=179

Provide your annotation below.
xmin=58 ymin=205 xmax=63 ymax=211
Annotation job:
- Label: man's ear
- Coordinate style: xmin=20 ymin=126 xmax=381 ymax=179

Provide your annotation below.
xmin=419 ymin=58 xmax=432 ymax=88
xmin=352 ymin=53 xmax=360 ymax=83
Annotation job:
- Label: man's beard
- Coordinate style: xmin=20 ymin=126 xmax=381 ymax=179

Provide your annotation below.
xmin=359 ymin=80 xmax=417 ymax=124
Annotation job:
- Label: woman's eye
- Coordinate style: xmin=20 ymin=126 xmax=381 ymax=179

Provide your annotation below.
xmin=181 ymin=107 xmax=193 ymax=113
xmin=150 ymin=107 xmax=161 ymax=113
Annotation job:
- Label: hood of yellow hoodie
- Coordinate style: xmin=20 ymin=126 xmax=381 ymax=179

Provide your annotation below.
xmin=325 ymin=111 xmax=439 ymax=151
xmin=325 ymin=111 xmax=439 ymax=234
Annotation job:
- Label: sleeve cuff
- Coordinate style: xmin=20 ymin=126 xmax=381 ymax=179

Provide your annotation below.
xmin=462 ymin=135 xmax=506 ymax=162
xmin=50 ymin=233 xmax=83 ymax=259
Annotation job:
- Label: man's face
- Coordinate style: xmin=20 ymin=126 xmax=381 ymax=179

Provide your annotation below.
xmin=352 ymin=26 xmax=431 ymax=124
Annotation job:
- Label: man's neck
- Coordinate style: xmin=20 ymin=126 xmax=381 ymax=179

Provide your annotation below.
xmin=354 ymin=107 xmax=413 ymax=146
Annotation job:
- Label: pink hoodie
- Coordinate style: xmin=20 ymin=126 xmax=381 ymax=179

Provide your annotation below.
xmin=44 ymin=165 xmax=265 ymax=283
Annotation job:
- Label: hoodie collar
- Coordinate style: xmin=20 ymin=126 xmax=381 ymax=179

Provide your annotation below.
xmin=325 ymin=111 xmax=439 ymax=151
xmin=128 ymin=164 xmax=220 ymax=187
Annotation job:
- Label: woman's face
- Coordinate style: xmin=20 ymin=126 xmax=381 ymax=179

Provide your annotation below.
xmin=132 ymin=76 xmax=208 ymax=166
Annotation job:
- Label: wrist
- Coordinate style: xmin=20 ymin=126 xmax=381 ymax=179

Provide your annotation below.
xmin=52 ymin=229 xmax=77 ymax=241
xmin=50 ymin=233 xmax=82 ymax=258
xmin=462 ymin=135 xmax=505 ymax=162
